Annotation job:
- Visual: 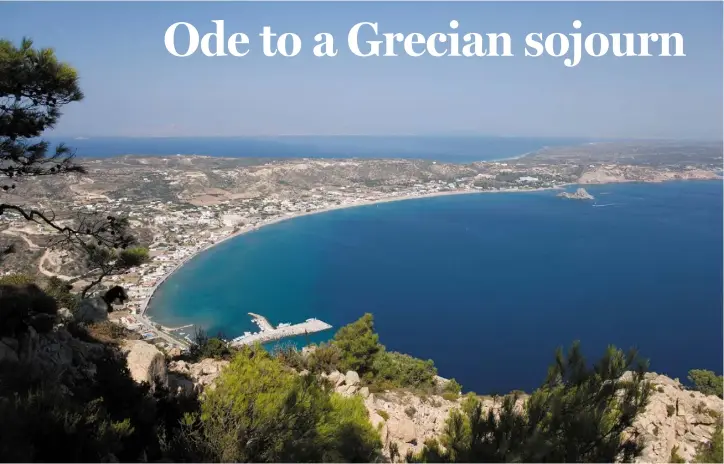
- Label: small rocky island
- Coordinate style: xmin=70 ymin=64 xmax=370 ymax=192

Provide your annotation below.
xmin=558 ymin=187 xmax=595 ymax=200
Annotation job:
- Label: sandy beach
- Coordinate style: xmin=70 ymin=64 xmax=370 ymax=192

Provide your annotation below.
xmin=140 ymin=185 xmax=562 ymax=316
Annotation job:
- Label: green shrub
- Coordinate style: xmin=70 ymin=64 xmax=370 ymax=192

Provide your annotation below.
xmin=442 ymin=392 xmax=460 ymax=402
xmin=187 ymin=328 xmax=233 ymax=362
xmin=408 ymin=342 xmax=651 ymax=463
xmin=332 ymin=313 xmax=382 ymax=375
xmin=272 ymin=343 xmax=308 ymax=371
xmin=688 ymin=369 xmax=724 ymax=397
xmin=190 ymin=346 xmax=381 ymax=462
xmin=372 ymin=351 xmax=437 ymax=390
xmin=443 ymin=378 xmax=462 ymax=395
xmin=117 ymin=246 xmax=150 ymax=267
xmin=307 ymin=342 xmax=343 ymax=374
xmin=377 ymin=410 xmax=390 ymax=421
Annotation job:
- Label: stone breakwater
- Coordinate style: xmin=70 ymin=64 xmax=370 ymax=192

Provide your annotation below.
xmin=230 ymin=318 xmax=333 ymax=347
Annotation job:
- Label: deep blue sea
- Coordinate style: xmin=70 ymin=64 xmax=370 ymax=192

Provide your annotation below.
xmin=52 ymin=135 xmax=592 ymax=163
xmin=148 ymin=181 xmax=723 ymax=394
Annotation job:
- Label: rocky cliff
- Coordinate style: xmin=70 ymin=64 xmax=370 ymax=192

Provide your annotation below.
xmin=158 ymin=354 xmax=722 ymax=463
xmin=2 ymin=315 xmax=720 ymax=464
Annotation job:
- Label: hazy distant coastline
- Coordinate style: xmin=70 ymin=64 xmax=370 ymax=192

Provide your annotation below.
xmin=50 ymin=135 xmax=593 ymax=163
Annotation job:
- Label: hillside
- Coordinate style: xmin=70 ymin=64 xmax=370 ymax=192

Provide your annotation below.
xmin=0 ymin=280 xmax=721 ymax=463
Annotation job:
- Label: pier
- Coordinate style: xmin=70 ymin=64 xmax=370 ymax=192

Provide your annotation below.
xmin=248 ymin=312 xmax=274 ymax=331
xmin=230 ymin=313 xmax=333 ymax=347
xmin=163 ymin=324 xmax=194 ymax=332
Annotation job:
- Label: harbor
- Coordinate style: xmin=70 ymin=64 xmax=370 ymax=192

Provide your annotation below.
xmin=230 ymin=312 xmax=333 ymax=347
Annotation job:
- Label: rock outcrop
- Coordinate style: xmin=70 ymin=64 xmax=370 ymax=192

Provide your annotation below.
xmin=629 ymin=373 xmax=723 ymax=463
xmin=359 ymin=371 xmax=723 ymax=463
xmin=322 ymin=370 xmax=365 ymax=397
xmin=0 ymin=325 xmax=105 ymax=380
xmin=557 ymin=187 xmax=594 ymax=200
xmin=74 ymin=286 xmax=129 ymax=324
xmin=122 ymin=340 xmax=168 ymax=388
xmin=74 ymin=297 xmax=110 ymax=323
xmin=168 ymin=358 xmax=230 ymax=395
xmin=363 ymin=388 xmax=525 ymax=460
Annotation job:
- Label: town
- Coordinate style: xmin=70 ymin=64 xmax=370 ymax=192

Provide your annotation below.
xmin=0 ymin=141 xmax=721 ymax=351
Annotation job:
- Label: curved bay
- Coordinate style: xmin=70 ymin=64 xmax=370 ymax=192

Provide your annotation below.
xmin=148 ymin=181 xmax=723 ymax=393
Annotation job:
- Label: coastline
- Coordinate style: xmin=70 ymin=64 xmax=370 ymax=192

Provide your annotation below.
xmin=140 ymin=177 xmax=722 ymax=318
xmin=140 ymin=185 xmax=562 ymax=317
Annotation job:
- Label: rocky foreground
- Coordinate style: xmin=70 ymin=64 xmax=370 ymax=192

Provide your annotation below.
xmin=148 ymin=344 xmax=722 ymax=462
xmin=1 ymin=312 xmax=721 ymax=464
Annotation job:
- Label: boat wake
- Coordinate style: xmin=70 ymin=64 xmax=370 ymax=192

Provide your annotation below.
xmin=593 ymin=203 xmax=616 ymax=207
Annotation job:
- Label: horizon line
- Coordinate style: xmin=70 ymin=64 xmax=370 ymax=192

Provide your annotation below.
xmin=45 ymin=134 xmax=724 ymax=143
xmin=5 ymin=0 xmax=721 ymax=2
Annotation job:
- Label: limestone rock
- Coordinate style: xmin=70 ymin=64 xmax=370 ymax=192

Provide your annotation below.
xmin=74 ymin=297 xmax=109 ymax=323
xmin=388 ymin=417 xmax=417 ymax=443
xmin=364 ymin=389 xmax=461 ymax=457
xmin=57 ymin=307 xmax=74 ymax=322
xmin=122 ymin=340 xmax=167 ymax=388
xmin=345 ymin=370 xmax=360 ymax=387
xmin=0 ymin=324 xmax=104 ymax=383
xmin=328 ymin=370 xmax=344 ymax=387
xmin=301 ymin=345 xmax=317 ymax=357
xmin=630 ymin=372 xmax=723 ymax=463
xmin=168 ymin=358 xmax=229 ymax=394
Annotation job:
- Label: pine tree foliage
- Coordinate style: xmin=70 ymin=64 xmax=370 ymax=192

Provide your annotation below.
xmin=333 ymin=312 xmax=382 ymax=375
xmin=0 ymin=37 xmax=140 ymax=294
xmin=182 ymin=345 xmax=382 ymax=462
xmin=407 ymin=342 xmax=651 ymax=463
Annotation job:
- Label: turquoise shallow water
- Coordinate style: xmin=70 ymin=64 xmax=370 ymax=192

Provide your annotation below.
xmin=148 ymin=181 xmax=723 ymax=394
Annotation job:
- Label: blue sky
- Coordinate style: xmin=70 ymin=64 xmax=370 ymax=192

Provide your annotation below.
xmin=1 ymin=1 xmax=721 ymax=139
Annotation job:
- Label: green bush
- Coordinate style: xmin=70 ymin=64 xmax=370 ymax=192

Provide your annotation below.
xmin=372 ymin=351 xmax=437 ymax=390
xmin=272 ymin=343 xmax=309 ymax=371
xmin=307 ymin=342 xmax=343 ymax=374
xmin=187 ymin=328 xmax=234 ymax=362
xmin=188 ymin=346 xmax=381 ymax=462
xmin=443 ymin=378 xmax=462 ymax=395
xmin=408 ymin=342 xmax=651 ymax=463
xmin=117 ymin=246 xmax=150 ymax=267
xmin=332 ymin=313 xmax=382 ymax=375
xmin=688 ymin=369 xmax=724 ymax=397
xmin=330 ymin=314 xmax=454 ymax=393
